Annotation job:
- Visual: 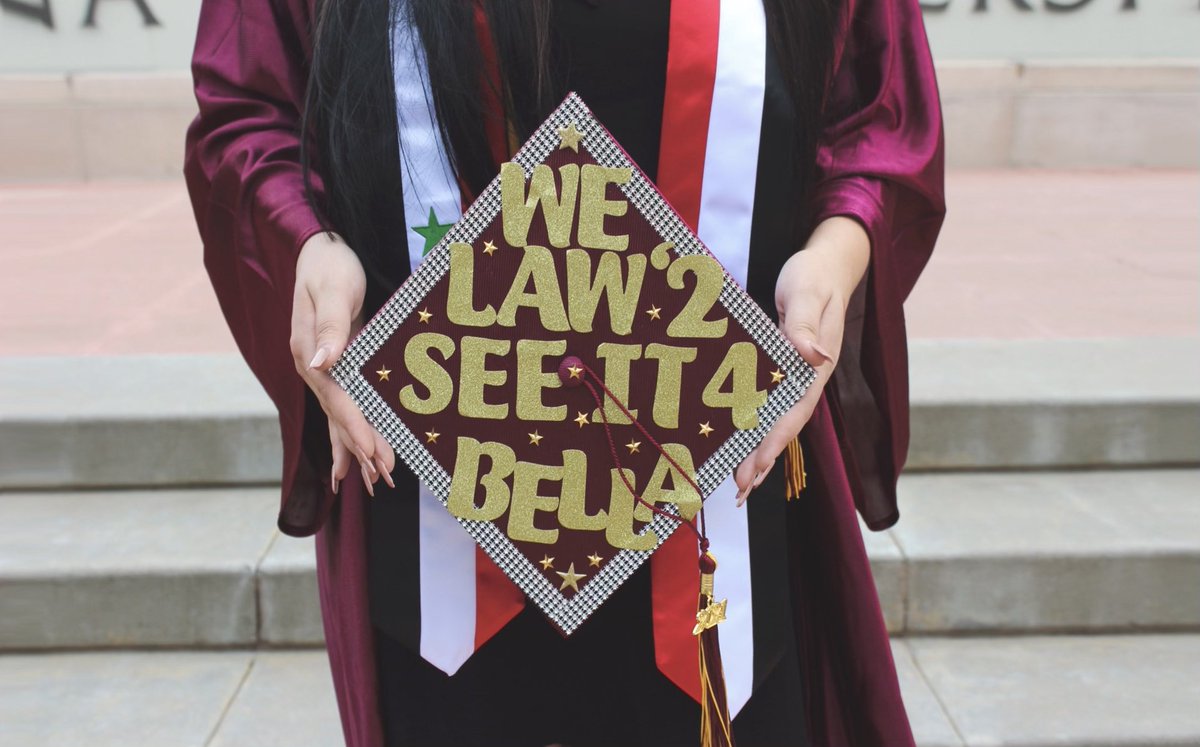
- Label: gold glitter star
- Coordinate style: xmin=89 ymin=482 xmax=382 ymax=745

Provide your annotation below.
xmin=698 ymin=421 xmax=714 ymax=437
xmin=425 ymin=429 xmax=440 ymax=444
xmin=587 ymin=552 xmax=603 ymax=568
xmin=692 ymin=598 xmax=728 ymax=635
xmin=566 ymin=364 xmax=583 ymax=379
xmin=482 ymin=240 xmax=498 ymax=256
xmin=556 ymin=562 xmax=587 ymax=592
xmin=417 ymin=308 xmax=433 ymax=323
xmin=626 ymin=440 xmax=641 ymax=455
xmin=646 ymin=305 xmax=662 ymax=320
xmin=574 ymin=411 xmax=590 ymax=428
xmin=770 ymin=369 xmax=785 ymax=384
xmin=375 ymin=366 xmax=391 ymax=382
xmin=558 ymin=122 xmax=583 ymax=152
xmin=528 ymin=431 xmax=544 ymax=446
xmin=539 ymin=555 xmax=555 ymax=571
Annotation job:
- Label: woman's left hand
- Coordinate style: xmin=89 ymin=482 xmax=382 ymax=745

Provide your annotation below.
xmin=733 ymin=216 xmax=870 ymax=505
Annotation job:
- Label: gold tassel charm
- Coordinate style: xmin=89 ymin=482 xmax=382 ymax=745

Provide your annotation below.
xmin=694 ymin=561 xmax=729 ymax=636
xmin=695 ymin=551 xmax=735 ymax=747
xmin=784 ymin=436 xmax=807 ymax=500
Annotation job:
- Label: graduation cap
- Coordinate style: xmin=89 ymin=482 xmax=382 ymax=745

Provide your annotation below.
xmin=332 ymin=95 xmax=814 ymax=729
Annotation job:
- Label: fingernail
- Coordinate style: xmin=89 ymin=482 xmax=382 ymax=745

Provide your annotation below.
xmin=377 ymin=458 xmax=395 ymax=489
xmin=330 ymin=465 xmax=339 ymax=495
xmin=735 ymin=488 xmax=748 ymax=507
xmin=361 ymin=463 xmax=375 ymax=497
xmin=308 ymin=347 xmax=329 ymax=370
xmin=357 ymin=448 xmax=377 ymax=476
xmin=812 ymin=343 xmax=834 ymax=363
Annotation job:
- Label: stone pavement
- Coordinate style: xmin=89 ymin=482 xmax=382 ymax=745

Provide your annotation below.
xmin=0 ymin=170 xmax=1197 ymax=356
xmin=3 ymin=637 xmax=1198 ymax=747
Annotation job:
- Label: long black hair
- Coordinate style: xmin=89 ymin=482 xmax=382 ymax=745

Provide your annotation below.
xmin=301 ymin=0 xmax=841 ymax=306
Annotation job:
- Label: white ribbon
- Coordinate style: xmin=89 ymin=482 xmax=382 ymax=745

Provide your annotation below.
xmin=693 ymin=0 xmax=768 ymax=717
xmin=392 ymin=4 xmax=478 ymax=674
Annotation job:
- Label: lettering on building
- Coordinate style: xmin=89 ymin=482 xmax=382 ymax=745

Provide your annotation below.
xmin=1 ymin=0 xmax=159 ymax=30
xmin=920 ymin=0 xmax=1142 ymax=10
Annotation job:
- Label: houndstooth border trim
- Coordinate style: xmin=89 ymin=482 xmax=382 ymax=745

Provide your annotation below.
xmin=332 ymin=93 xmax=814 ymax=634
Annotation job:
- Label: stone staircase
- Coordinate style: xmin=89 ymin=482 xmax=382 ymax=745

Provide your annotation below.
xmin=1 ymin=338 xmax=1198 ymax=746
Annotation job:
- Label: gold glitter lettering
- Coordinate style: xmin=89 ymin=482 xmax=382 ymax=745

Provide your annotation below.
xmin=446 ymin=242 xmax=497 ymax=327
xmin=633 ymin=443 xmax=701 ymax=522
xmin=649 ymin=241 xmax=674 ymax=271
xmin=497 ymin=245 xmax=570 ymax=331
xmin=565 ymin=249 xmax=645 ymax=335
xmin=666 ymin=255 xmax=728 ymax=338
xmin=577 ymin=164 xmax=631 ymax=252
xmin=515 ymin=338 xmax=567 ymax=422
xmin=643 ymin=343 xmax=697 ymax=429
xmin=590 ymin=343 xmax=641 ymax=425
xmin=398 ymin=333 xmax=455 ymax=415
xmin=508 ymin=460 xmax=562 ymax=545
xmin=702 ymin=341 xmax=767 ymax=430
xmin=500 ymin=162 xmax=579 ymax=249
xmin=458 ymin=336 xmax=510 ymax=420
xmin=556 ymin=449 xmax=608 ymax=531
xmin=447 ymin=437 xmax=515 ymax=522
xmin=605 ymin=468 xmax=657 ymax=551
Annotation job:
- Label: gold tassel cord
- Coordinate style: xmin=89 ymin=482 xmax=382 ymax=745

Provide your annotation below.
xmin=695 ymin=552 xmax=735 ymax=747
xmin=784 ymin=437 xmax=807 ymax=501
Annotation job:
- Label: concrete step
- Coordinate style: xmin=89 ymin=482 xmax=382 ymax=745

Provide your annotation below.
xmin=2 ymin=470 xmax=1196 ymax=650
xmin=907 ymin=338 xmax=1200 ymax=472
xmin=0 ymin=488 xmax=321 ymax=650
xmin=889 ymin=469 xmax=1200 ymax=634
xmin=0 ymin=355 xmax=281 ymax=491
xmin=2 ymin=634 xmax=1198 ymax=747
xmin=1 ymin=339 xmax=1198 ymax=491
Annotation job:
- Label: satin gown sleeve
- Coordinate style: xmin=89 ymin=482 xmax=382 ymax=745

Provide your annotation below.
xmin=184 ymin=0 xmax=332 ymax=535
xmin=809 ymin=0 xmax=946 ymax=530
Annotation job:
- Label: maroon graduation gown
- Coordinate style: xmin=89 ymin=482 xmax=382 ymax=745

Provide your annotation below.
xmin=183 ymin=0 xmax=945 ymax=744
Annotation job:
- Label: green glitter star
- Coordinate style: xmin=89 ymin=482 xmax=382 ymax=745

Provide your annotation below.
xmin=411 ymin=207 xmax=453 ymax=256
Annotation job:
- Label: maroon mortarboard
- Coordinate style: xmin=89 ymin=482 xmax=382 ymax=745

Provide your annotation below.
xmin=332 ymin=93 xmax=815 ymax=637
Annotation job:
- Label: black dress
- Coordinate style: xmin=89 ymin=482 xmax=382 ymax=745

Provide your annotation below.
xmin=368 ymin=2 xmax=808 ymax=745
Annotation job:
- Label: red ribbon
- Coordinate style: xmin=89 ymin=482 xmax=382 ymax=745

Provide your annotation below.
xmin=467 ymin=1 xmax=727 ymax=699
xmin=653 ymin=0 xmax=722 ymax=705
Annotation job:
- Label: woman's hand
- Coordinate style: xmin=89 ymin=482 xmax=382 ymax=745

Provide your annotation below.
xmin=290 ymin=231 xmax=395 ymax=496
xmin=733 ymin=216 xmax=870 ymax=505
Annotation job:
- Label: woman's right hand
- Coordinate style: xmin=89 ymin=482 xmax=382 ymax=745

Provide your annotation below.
xmin=290 ymin=231 xmax=395 ymax=495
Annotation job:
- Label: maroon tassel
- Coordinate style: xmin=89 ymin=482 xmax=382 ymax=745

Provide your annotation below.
xmin=695 ymin=550 xmax=735 ymax=747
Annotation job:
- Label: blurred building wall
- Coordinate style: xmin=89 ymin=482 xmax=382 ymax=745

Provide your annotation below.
xmin=0 ymin=0 xmax=1197 ymax=179
xmin=923 ymin=0 xmax=1200 ymax=60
